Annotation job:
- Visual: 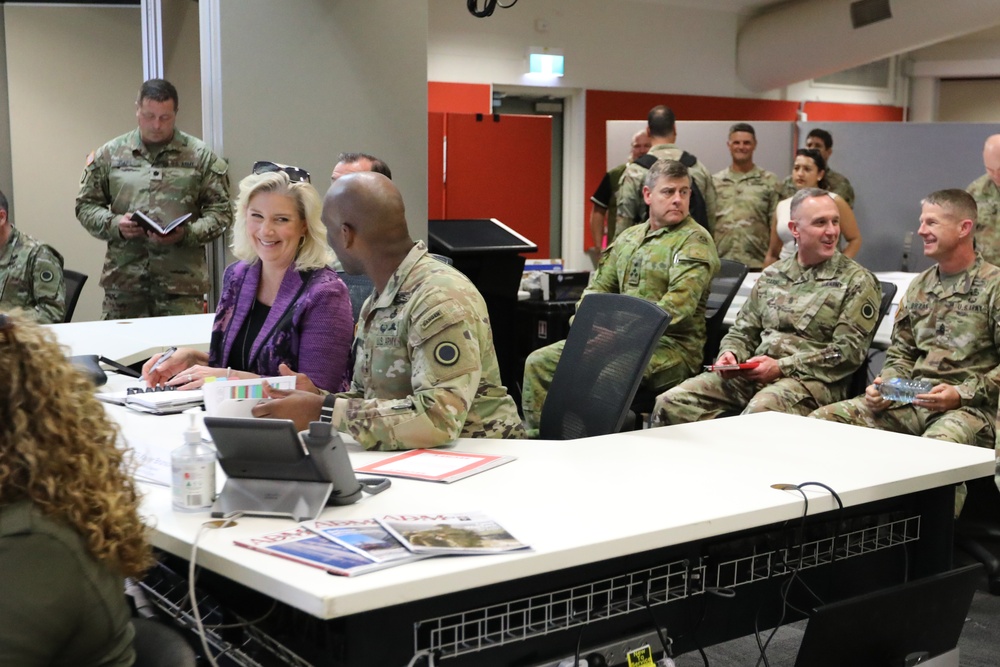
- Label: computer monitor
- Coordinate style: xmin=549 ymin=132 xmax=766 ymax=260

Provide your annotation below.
xmin=794 ymin=564 xmax=981 ymax=667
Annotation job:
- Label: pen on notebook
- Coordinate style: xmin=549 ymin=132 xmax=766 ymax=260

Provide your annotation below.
xmin=149 ymin=346 xmax=177 ymax=374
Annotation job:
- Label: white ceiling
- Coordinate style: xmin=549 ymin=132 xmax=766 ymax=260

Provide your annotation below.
xmin=622 ymin=0 xmax=790 ymax=15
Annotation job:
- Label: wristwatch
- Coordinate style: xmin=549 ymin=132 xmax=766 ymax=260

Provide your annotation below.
xmin=319 ymin=394 xmax=337 ymax=424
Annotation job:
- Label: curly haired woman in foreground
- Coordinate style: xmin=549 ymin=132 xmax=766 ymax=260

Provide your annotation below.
xmin=0 ymin=310 xmax=152 ymax=666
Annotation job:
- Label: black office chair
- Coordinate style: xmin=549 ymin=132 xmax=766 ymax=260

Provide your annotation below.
xmin=956 ymin=475 xmax=1000 ymax=595
xmin=848 ymin=280 xmax=897 ymax=397
xmin=539 ymin=293 xmax=671 ymax=440
xmin=702 ymin=259 xmax=749 ymax=366
xmin=131 ymin=617 xmax=197 ymax=667
xmin=628 ymin=259 xmax=747 ymax=421
xmin=429 ymin=253 xmax=453 ymax=265
xmin=336 ymin=270 xmax=375 ymax=323
xmin=63 ymin=269 xmax=88 ymax=322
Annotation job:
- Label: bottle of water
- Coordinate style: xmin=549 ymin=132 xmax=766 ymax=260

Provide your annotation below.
xmin=171 ymin=412 xmax=216 ymax=512
xmin=878 ymin=377 xmax=934 ymax=403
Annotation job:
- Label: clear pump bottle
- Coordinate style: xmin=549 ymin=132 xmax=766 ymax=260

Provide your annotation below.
xmin=171 ymin=412 xmax=216 ymax=512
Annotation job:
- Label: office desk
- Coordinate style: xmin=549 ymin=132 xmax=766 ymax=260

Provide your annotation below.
xmin=49 ymin=313 xmax=215 ymax=365
xmin=723 ymin=271 xmax=916 ymax=349
xmin=117 ymin=405 xmax=992 ymax=666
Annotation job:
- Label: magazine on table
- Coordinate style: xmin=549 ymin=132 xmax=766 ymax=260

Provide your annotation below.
xmin=353 ymin=448 xmax=515 ymax=483
xmin=300 ymin=518 xmax=427 ymax=564
xmin=376 ymin=511 xmax=530 ymax=555
xmin=233 ymin=525 xmax=405 ymax=576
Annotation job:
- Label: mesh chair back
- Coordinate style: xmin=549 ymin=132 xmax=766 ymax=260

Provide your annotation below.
xmin=539 ymin=293 xmax=671 ymax=440
xmin=849 ymin=280 xmax=898 ymax=396
xmin=63 ymin=269 xmax=88 ymax=322
xmin=336 ymin=271 xmax=375 ymax=323
xmin=702 ymin=259 xmax=748 ymax=365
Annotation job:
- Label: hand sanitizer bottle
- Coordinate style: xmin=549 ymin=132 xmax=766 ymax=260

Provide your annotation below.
xmin=171 ymin=412 xmax=216 ymax=512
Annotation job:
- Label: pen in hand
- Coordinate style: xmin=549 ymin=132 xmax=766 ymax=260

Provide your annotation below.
xmin=148 ymin=346 xmax=177 ymax=375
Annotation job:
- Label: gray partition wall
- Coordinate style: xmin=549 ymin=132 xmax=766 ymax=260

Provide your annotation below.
xmin=801 ymin=122 xmax=996 ymax=273
xmin=216 ymin=0 xmax=428 ymax=241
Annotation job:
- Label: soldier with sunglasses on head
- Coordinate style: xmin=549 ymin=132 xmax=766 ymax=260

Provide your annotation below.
xmin=142 ymin=163 xmax=353 ymax=393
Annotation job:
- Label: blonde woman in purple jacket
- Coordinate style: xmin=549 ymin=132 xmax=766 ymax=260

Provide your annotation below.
xmin=142 ymin=163 xmax=353 ymax=392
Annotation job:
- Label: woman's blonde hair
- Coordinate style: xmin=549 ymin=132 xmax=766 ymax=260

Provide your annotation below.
xmin=0 ymin=311 xmax=153 ymax=578
xmin=231 ymin=170 xmax=333 ymax=271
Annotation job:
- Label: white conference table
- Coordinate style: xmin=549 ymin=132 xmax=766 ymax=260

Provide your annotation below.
xmin=724 ymin=271 xmax=917 ymax=349
xmin=50 ymin=312 xmax=216 ymax=366
xmin=57 ymin=316 xmax=994 ymax=665
xmin=116 ymin=400 xmax=992 ymax=665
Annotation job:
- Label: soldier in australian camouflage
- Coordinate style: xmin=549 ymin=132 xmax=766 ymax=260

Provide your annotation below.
xmin=967 ymin=134 xmax=1000 ymax=266
xmin=75 ymin=79 xmax=231 ymax=319
xmin=653 ymin=188 xmax=880 ymax=426
xmin=522 ymin=159 xmax=719 ymax=434
xmin=253 ymin=172 xmax=524 ymax=449
xmin=811 ymin=189 xmax=1000 ymax=452
xmin=0 ymin=189 xmax=65 ymax=323
xmin=712 ymin=123 xmax=781 ymax=269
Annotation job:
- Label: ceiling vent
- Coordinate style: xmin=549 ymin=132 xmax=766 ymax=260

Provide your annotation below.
xmin=851 ymin=0 xmax=893 ymax=29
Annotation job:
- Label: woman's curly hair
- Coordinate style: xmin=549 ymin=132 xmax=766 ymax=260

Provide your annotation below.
xmin=0 ymin=311 xmax=153 ymax=578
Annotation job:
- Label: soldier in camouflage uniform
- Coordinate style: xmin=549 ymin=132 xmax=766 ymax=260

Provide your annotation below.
xmin=75 ymin=79 xmax=231 ymax=320
xmin=967 ymin=134 xmax=1000 ymax=266
xmin=0 ymin=190 xmax=65 ymax=323
xmin=778 ymin=129 xmax=856 ymax=208
xmin=713 ymin=123 xmax=781 ymax=269
xmin=616 ymin=105 xmax=717 ymax=237
xmin=589 ymin=130 xmax=651 ymax=260
xmin=652 ymin=188 xmax=880 ymax=426
xmin=523 ymin=159 xmax=720 ymax=434
xmin=254 ymin=172 xmax=524 ymax=449
xmin=811 ymin=189 xmax=1000 ymax=452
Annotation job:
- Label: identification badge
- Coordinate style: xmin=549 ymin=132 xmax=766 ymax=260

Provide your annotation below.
xmin=626 ymin=645 xmax=655 ymax=667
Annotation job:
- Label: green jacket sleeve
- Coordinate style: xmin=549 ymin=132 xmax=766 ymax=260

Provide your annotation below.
xmin=332 ymin=301 xmax=483 ymax=450
xmin=653 ymin=231 xmax=717 ymax=329
xmin=75 ymin=156 xmax=119 ymax=242
xmin=27 ymin=245 xmax=66 ymax=324
xmin=182 ymin=154 xmax=232 ymax=246
xmin=719 ymin=280 xmax=765 ymax=362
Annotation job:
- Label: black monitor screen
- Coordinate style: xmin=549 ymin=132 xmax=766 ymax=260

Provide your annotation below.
xmin=428 ymin=218 xmax=537 ymax=255
xmin=794 ymin=564 xmax=981 ymax=667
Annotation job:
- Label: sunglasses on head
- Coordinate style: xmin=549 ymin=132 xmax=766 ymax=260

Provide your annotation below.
xmin=252 ymin=160 xmax=311 ymax=183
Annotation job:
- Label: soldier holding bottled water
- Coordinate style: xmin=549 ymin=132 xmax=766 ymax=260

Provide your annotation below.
xmin=811 ymin=189 xmax=1000 ymax=455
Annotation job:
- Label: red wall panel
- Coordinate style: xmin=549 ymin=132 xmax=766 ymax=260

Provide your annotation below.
xmin=804 ymin=101 xmax=905 ymax=122
xmin=428 ymin=112 xmax=445 ymax=219
xmin=443 ymin=113 xmax=551 ymax=257
xmin=428 ymin=82 xmax=492 ymax=115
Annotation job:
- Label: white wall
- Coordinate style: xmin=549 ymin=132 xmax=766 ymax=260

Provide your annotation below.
xmin=5 ymin=6 xmax=143 ymax=322
xmin=938 ymin=79 xmax=1000 ymax=122
xmin=428 ymin=0 xmax=748 ymax=98
xmin=217 ymin=0 xmax=428 ymax=241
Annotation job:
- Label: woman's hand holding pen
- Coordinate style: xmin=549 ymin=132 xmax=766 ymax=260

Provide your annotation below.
xmin=142 ymin=347 xmax=207 ymax=387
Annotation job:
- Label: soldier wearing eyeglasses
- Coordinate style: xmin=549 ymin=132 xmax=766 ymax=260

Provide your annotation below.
xmin=75 ymin=78 xmax=232 ymax=319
